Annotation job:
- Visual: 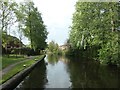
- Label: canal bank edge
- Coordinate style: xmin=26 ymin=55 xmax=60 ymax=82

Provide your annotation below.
xmin=1 ymin=55 xmax=46 ymax=90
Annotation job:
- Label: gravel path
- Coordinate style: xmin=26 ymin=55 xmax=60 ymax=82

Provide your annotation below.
xmin=0 ymin=56 xmax=36 ymax=76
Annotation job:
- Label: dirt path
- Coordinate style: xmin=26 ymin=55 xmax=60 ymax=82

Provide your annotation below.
xmin=0 ymin=56 xmax=36 ymax=76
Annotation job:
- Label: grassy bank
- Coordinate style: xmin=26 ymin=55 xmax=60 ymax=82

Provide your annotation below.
xmin=1 ymin=55 xmax=44 ymax=84
xmin=2 ymin=55 xmax=26 ymax=69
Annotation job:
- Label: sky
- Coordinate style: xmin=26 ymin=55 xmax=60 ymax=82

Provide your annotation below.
xmin=33 ymin=0 xmax=77 ymax=45
xmin=11 ymin=0 xmax=77 ymax=45
xmin=10 ymin=0 xmax=117 ymax=45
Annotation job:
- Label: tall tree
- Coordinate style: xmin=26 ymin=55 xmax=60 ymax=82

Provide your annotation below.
xmin=0 ymin=0 xmax=18 ymax=57
xmin=69 ymin=1 xmax=120 ymax=66
xmin=16 ymin=2 xmax=48 ymax=50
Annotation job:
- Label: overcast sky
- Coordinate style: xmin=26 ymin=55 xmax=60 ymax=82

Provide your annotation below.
xmin=10 ymin=0 xmax=77 ymax=45
xmin=8 ymin=0 xmax=119 ymax=45
xmin=33 ymin=0 xmax=77 ymax=45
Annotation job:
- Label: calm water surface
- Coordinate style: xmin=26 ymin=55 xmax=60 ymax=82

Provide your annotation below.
xmin=16 ymin=55 xmax=119 ymax=89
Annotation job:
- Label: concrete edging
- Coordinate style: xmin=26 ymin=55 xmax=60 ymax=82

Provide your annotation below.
xmin=1 ymin=55 xmax=46 ymax=90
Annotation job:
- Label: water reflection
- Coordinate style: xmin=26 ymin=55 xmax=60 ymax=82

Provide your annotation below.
xmin=17 ymin=55 xmax=118 ymax=89
xmin=45 ymin=55 xmax=70 ymax=88
xmin=18 ymin=60 xmax=47 ymax=89
xmin=47 ymin=55 xmax=59 ymax=65
xmin=67 ymin=57 xmax=118 ymax=88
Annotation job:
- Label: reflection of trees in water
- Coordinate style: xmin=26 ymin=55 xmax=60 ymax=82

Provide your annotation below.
xmin=47 ymin=54 xmax=70 ymax=65
xmin=59 ymin=56 xmax=70 ymax=64
xmin=19 ymin=60 xmax=47 ymax=89
xmin=47 ymin=55 xmax=59 ymax=65
xmin=67 ymin=58 xmax=118 ymax=88
xmin=18 ymin=56 xmax=118 ymax=89
xmin=98 ymin=66 xmax=119 ymax=88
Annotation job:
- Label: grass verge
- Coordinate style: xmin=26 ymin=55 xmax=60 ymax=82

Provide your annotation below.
xmin=2 ymin=55 xmax=26 ymax=69
xmin=1 ymin=55 xmax=44 ymax=84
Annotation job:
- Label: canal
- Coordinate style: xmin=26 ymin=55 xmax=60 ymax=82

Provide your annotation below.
xmin=16 ymin=55 xmax=118 ymax=89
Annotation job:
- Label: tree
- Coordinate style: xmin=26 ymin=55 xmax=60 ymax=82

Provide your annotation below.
xmin=69 ymin=1 xmax=120 ymax=66
xmin=48 ymin=41 xmax=61 ymax=55
xmin=0 ymin=0 xmax=18 ymax=57
xmin=19 ymin=2 xmax=47 ymax=50
xmin=0 ymin=0 xmax=17 ymax=32
xmin=15 ymin=1 xmax=48 ymax=50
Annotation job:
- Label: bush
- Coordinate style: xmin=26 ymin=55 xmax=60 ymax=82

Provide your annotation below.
xmin=98 ymin=41 xmax=119 ymax=67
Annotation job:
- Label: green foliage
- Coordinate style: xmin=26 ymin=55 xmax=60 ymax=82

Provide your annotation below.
xmin=48 ymin=41 xmax=62 ymax=55
xmin=0 ymin=0 xmax=17 ymax=32
xmin=69 ymin=2 xmax=120 ymax=66
xmin=16 ymin=2 xmax=48 ymax=50
xmin=98 ymin=32 xmax=119 ymax=65
xmin=1 ymin=1 xmax=48 ymax=56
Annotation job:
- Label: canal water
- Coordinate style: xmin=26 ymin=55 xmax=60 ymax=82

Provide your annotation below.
xmin=16 ymin=55 xmax=119 ymax=89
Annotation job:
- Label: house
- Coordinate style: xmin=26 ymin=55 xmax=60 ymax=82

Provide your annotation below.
xmin=59 ymin=44 xmax=70 ymax=50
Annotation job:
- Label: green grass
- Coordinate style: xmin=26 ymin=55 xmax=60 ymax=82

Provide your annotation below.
xmin=2 ymin=55 xmax=26 ymax=70
xmin=1 ymin=55 xmax=44 ymax=84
